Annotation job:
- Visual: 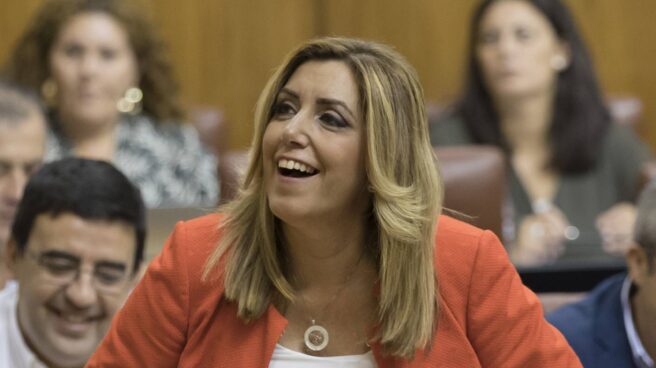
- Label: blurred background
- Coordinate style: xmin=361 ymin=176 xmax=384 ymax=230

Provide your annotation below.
xmin=2 ymin=0 xmax=655 ymax=151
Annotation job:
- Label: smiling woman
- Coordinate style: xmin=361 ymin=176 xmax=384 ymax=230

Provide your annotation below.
xmin=87 ymin=37 xmax=582 ymax=367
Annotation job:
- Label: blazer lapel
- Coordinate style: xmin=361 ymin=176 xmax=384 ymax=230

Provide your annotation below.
xmin=592 ymin=279 xmax=634 ymax=367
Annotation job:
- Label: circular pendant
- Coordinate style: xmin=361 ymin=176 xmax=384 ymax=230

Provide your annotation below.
xmin=304 ymin=324 xmax=329 ymax=351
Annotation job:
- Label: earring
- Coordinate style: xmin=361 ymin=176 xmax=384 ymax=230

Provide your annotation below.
xmin=551 ymin=55 xmax=568 ymax=71
xmin=117 ymin=87 xmax=143 ymax=115
xmin=41 ymin=78 xmax=58 ymax=107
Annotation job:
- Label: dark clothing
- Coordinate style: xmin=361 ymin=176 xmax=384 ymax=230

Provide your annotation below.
xmin=431 ymin=115 xmax=650 ymax=262
xmin=547 ymin=274 xmax=638 ymax=368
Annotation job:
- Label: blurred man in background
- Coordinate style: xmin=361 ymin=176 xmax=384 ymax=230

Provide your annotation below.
xmin=549 ymin=183 xmax=656 ymax=367
xmin=0 ymin=82 xmax=46 ymax=289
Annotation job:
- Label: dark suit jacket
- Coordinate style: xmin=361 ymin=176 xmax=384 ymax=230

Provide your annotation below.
xmin=548 ymin=273 xmax=638 ymax=368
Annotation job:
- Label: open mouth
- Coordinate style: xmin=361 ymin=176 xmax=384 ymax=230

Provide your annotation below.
xmin=277 ymin=159 xmax=319 ymax=178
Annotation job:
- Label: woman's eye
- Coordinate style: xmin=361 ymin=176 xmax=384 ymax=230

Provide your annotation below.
xmin=100 ymin=48 xmax=117 ymax=61
xmin=319 ymin=112 xmax=347 ymax=128
xmin=515 ymin=27 xmax=533 ymax=41
xmin=63 ymin=44 xmax=83 ymax=58
xmin=272 ymin=102 xmax=295 ymax=118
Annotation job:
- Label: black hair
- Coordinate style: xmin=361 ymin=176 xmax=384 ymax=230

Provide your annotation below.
xmin=457 ymin=0 xmax=611 ymax=173
xmin=11 ymin=157 xmax=146 ymax=273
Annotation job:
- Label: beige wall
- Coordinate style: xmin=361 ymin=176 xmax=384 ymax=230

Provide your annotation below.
xmin=2 ymin=0 xmax=655 ymax=150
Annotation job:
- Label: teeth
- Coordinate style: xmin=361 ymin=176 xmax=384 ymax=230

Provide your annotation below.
xmin=277 ymin=159 xmax=316 ymax=174
xmin=60 ymin=314 xmax=91 ymax=323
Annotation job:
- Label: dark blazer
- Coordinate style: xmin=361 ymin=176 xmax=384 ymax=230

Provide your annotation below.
xmin=548 ymin=273 xmax=637 ymax=368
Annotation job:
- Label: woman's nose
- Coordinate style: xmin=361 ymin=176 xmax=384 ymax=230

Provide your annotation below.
xmin=281 ymin=113 xmax=311 ymax=148
xmin=79 ymin=54 xmax=101 ymax=77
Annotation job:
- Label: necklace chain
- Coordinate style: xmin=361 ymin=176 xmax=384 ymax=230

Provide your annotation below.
xmin=293 ymin=250 xmax=365 ymax=352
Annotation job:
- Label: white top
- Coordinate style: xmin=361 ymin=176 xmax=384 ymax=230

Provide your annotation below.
xmin=0 ymin=281 xmax=47 ymax=368
xmin=269 ymin=343 xmax=376 ymax=368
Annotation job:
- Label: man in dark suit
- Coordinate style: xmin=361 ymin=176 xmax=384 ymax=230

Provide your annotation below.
xmin=548 ymin=184 xmax=656 ymax=368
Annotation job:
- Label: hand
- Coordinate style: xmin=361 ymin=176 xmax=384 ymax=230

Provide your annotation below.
xmin=512 ymin=205 xmax=569 ymax=266
xmin=596 ymin=202 xmax=636 ymax=256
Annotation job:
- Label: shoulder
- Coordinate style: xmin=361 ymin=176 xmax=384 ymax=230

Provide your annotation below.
xmin=433 ymin=216 xmax=582 ymax=366
xmin=548 ymin=274 xmax=624 ymax=331
xmin=546 ymin=274 xmax=626 ymax=365
xmin=434 ymin=215 xmax=508 ymax=305
xmin=149 ymin=213 xmax=225 ymax=287
xmin=434 ymin=215 xmax=503 ymax=275
xmin=597 ymin=124 xmax=650 ymax=195
xmin=602 ymin=124 xmax=650 ymax=158
xmin=169 ymin=213 xmax=225 ymax=265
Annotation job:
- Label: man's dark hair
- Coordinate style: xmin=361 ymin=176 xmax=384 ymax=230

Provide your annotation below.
xmin=634 ymin=182 xmax=656 ymax=272
xmin=11 ymin=157 xmax=146 ymax=273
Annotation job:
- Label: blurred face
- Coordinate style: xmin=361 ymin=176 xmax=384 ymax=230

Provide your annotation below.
xmin=0 ymin=114 xmax=46 ymax=246
xmin=8 ymin=212 xmax=136 ymax=367
xmin=476 ymin=0 xmax=568 ymax=100
xmin=49 ymin=12 xmax=138 ymax=128
xmin=263 ymin=60 xmax=368 ymax=225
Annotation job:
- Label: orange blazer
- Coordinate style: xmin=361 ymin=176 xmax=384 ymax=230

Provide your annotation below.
xmin=86 ymin=214 xmax=581 ymax=367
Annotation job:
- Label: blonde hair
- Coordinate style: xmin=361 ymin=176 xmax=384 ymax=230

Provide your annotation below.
xmin=204 ymin=37 xmax=443 ymax=358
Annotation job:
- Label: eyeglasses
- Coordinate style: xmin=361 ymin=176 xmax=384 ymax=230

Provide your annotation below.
xmin=26 ymin=249 xmax=131 ymax=295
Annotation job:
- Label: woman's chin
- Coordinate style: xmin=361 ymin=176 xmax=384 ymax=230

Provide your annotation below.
xmin=61 ymin=108 xmax=119 ymax=127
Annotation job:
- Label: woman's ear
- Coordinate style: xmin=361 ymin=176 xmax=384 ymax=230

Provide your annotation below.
xmin=626 ymin=244 xmax=650 ymax=286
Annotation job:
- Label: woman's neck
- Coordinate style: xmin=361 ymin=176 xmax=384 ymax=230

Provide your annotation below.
xmin=282 ymin=216 xmax=373 ymax=291
xmin=57 ymin=112 xmax=118 ymax=161
xmin=495 ymin=92 xmax=554 ymax=151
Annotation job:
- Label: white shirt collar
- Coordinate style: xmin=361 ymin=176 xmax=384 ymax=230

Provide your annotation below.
xmin=621 ymin=276 xmax=654 ymax=368
xmin=0 ymin=281 xmax=48 ymax=368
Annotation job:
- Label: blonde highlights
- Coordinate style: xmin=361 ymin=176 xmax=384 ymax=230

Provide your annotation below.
xmin=204 ymin=37 xmax=443 ymax=358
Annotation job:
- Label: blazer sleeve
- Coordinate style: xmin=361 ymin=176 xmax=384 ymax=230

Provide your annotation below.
xmin=86 ymin=221 xmax=191 ymax=367
xmin=467 ymin=230 xmax=582 ymax=367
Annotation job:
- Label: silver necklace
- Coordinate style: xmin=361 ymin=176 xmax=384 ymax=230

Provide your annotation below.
xmin=295 ymin=251 xmax=365 ymax=353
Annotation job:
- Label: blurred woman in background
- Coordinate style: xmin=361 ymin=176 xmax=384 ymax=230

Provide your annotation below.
xmin=4 ymin=0 xmax=218 ymax=208
xmin=431 ymin=0 xmax=650 ymax=265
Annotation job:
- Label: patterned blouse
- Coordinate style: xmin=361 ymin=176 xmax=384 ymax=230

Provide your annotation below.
xmin=45 ymin=114 xmax=219 ymax=208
